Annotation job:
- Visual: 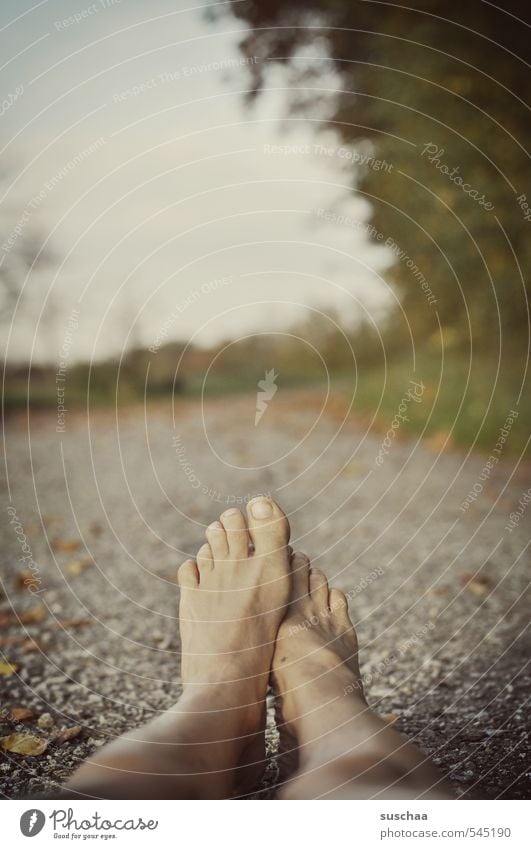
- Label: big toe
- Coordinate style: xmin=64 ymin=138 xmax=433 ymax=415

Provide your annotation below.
xmin=246 ymin=497 xmax=290 ymax=557
xmin=178 ymin=559 xmax=199 ymax=589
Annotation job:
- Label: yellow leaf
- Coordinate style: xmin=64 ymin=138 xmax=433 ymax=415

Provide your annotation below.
xmin=20 ymin=606 xmax=47 ymax=624
xmin=66 ymin=557 xmax=93 ymax=576
xmin=0 ymin=733 xmax=48 ymax=755
xmin=52 ymin=538 xmax=82 ymax=553
xmin=0 ymin=660 xmax=18 ymax=676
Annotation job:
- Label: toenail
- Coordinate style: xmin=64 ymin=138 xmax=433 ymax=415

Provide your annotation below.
xmin=250 ymin=499 xmax=273 ymax=518
xmin=222 ymin=508 xmax=239 ymax=518
xmin=208 ymin=521 xmax=222 ymax=530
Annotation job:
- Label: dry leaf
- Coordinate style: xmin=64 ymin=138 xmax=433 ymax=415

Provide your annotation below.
xmin=0 ymin=612 xmax=14 ymax=627
xmin=459 ymin=572 xmax=493 ymax=596
xmin=0 ymin=635 xmax=26 ymax=648
xmin=56 ymin=618 xmax=91 ymax=630
xmin=42 ymin=516 xmax=63 ymax=528
xmin=14 ymin=571 xmax=37 ymax=590
xmin=426 ymin=430 xmax=455 ymax=453
xmin=52 ymin=538 xmax=82 ymax=553
xmin=21 ymin=638 xmax=41 ymax=653
xmin=66 ymin=557 xmax=93 ymax=576
xmin=9 ymin=707 xmax=35 ymax=722
xmin=0 ymin=733 xmax=48 ymax=756
xmin=340 ymin=463 xmax=361 ymax=478
xmin=53 ymin=725 xmax=82 ymax=744
xmin=0 ymin=660 xmax=18 ymax=676
xmin=20 ymin=606 xmax=47 ymax=624
xmin=380 ymin=713 xmax=398 ymax=725
xmin=468 ymin=579 xmax=491 ymax=596
xmin=0 ymin=606 xmax=47 ymax=627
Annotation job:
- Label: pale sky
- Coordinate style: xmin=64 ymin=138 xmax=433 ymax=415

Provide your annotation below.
xmin=0 ymin=0 xmax=394 ymax=364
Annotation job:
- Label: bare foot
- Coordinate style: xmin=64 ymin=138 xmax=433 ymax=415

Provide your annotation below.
xmin=272 ymin=553 xmax=453 ymax=799
xmin=178 ymin=497 xmax=291 ymax=795
xmin=65 ymin=497 xmax=290 ymax=799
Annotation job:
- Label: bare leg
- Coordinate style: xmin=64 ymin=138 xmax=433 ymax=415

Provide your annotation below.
xmin=64 ymin=497 xmax=291 ymax=799
xmin=272 ymin=553 xmax=454 ymax=800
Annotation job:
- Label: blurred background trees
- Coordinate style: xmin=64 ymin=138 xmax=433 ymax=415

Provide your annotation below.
xmin=226 ymin=0 xmax=530 ymax=354
xmin=4 ymin=1 xmax=529 ymax=454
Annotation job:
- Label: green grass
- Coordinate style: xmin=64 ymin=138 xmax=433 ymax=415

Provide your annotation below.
xmin=4 ymin=349 xmax=529 ymax=457
xmin=333 ymin=350 xmax=530 ymax=456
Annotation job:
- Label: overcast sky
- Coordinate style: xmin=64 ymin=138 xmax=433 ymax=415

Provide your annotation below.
xmin=1 ymin=0 xmax=393 ymax=364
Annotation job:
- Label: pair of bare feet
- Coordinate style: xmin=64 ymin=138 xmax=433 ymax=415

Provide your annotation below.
xmin=65 ymin=497 xmax=452 ymax=800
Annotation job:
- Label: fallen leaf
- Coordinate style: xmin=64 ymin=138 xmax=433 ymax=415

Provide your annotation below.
xmin=0 ymin=606 xmax=47 ymax=627
xmin=380 ymin=713 xmax=398 ymax=725
xmin=425 ymin=430 xmax=455 ymax=453
xmin=66 ymin=557 xmax=93 ymax=576
xmin=14 ymin=571 xmax=37 ymax=590
xmin=51 ymin=538 xmax=82 ymax=553
xmin=0 ymin=660 xmax=18 ymax=676
xmin=0 ymin=733 xmax=48 ymax=756
xmin=21 ymin=639 xmax=41 ymax=653
xmin=0 ymin=635 xmax=26 ymax=648
xmin=53 ymin=725 xmax=82 ymax=744
xmin=340 ymin=462 xmax=362 ymax=478
xmin=0 ymin=612 xmax=14 ymax=627
xmin=468 ymin=580 xmax=491 ymax=596
xmin=459 ymin=572 xmax=493 ymax=596
xmin=9 ymin=707 xmax=35 ymax=722
xmin=56 ymin=618 xmax=91 ymax=630
xmin=42 ymin=516 xmax=63 ymax=528
xmin=19 ymin=605 xmax=47 ymax=624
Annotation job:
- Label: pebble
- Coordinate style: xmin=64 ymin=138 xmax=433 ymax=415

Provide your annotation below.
xmin=1 ymin=398 xmax=528 ymax=799
xmin=37 ymin=713 xmax=54 ymax=730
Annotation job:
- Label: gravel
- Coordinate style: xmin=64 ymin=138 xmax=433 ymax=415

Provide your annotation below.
xmin=1 ymin=393 xmax=529 ymax=799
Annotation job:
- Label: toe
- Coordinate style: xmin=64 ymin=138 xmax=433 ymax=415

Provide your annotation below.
xmin=291 ymin=552 xmax=310 ymax=599
xmin=206 ymin=520 xmax=229 ymax=560
xmin=178 ymin=559 xmax=199 ymax=588
xmin=246 ymin=497 xmax=290 ymax=557
xmin=197 ymin=543 xmax=213 ymax=571
xmin=328 ymin=588 xmax=353 ymax=630
xmin=220 ymin=508 xmax=249 ymax=560
xmin=309 ymin=567 xmax=329 ymax=609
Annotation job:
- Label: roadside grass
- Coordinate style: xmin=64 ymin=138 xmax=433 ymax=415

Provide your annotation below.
xmin=4 ymin=349 xmax=529 ymax=457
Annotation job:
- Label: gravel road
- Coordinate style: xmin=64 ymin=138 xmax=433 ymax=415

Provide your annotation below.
xmin=1 ymin=392 xmax=529 ymax=799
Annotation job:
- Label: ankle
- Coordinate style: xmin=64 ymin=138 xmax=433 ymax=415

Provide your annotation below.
xmin=287 ymin=693 xmax=373 ymax=763
xmin=178 ymin=684 xmax=266 ymax=738
xmin=277 ymin=672 xmax=367 ymax=730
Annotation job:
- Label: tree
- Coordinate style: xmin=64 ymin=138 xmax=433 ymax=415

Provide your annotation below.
xmin=222 ymin=0 xmax=531 ymax=354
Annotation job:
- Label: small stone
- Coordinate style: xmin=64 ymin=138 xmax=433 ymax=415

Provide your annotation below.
xmin=37 ymin=713 xmax=54 ymax=730
xmin=86 ymin=737 xmax=105 ymax=747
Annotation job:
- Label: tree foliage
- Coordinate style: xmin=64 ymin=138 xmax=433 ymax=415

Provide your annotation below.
xmin=225 ymin=0 xmax=531 ymax=355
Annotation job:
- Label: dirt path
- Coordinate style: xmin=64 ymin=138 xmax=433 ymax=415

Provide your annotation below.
xmin=1 ymin=393 xmax=529 ymax=798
